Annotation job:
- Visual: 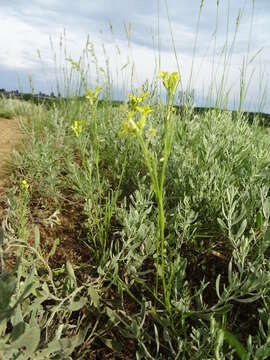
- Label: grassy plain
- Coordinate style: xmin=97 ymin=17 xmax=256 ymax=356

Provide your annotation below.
xmin=1 ymin=1 xmax=270 ymax=359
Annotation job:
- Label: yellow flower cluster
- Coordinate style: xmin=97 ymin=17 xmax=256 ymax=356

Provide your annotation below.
xmin=119 ymin=92 xmax=154 ymax=137
xmin=20 ymin=179 xmax=29 ymax=191
xmin=127 ymin=91 xmax=149 ymax=111
xmin=86 ymin=86 xmax=103 ymax=107
xmin=158 ymin=71 xmax=180 ymax=94
xmin=118 ymin=71 xmax=179 ymax=139
xmin=136 ymin=106 xmax=153 ymax=131
xmin=71 ymin=120 xmax=83 ymax=138
xmin=119 ymin=112 xmax=138 ymax=136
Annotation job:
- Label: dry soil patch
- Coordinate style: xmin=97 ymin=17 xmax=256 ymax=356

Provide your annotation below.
xmin=0 ymin=117 xmax=22 ymax=191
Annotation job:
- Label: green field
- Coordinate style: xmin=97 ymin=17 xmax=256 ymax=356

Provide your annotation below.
xmin=0 ymin=78 xmax=270 ymax=359
xmin=1 ymin=1 xmax=270 ymax=359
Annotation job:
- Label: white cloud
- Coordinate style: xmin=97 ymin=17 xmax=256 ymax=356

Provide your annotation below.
xmin=0 ymin=0 xmax=269 ymax=112
xmin=0 ymin=13 xmax=56 ymax=70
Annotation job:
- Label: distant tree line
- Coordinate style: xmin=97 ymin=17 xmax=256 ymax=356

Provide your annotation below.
xmin=0 ymin=88 xmax=57 ymax=100
xmin=1 ymin=88 xmax=269 ymax=126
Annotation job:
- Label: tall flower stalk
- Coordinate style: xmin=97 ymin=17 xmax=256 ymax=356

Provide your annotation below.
xmin=119 ymin=71 xmax=180 ymax=313
xmin=86 ymin=86 xmax=103 ymax=195
xmin=71 ymin=86 xmax=103 ymax=188
xmin=18 ymin=179 xmax=29 ymax=242
xmin=71 ymin=119 xmax=86 ymax=169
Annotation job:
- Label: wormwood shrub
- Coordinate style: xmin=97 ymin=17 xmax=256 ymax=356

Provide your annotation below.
xmin=2 ymin=71 xmax=270 ymax=358
xmin=167 ymin=110 xmax=270 ymax=230
xmin=0 ymin=226 xmax=101 ymax=359
xmin=0 ymin=98 xmax=39 ymax=119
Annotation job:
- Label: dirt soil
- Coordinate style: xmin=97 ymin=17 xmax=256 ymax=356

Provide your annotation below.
xmin=0 ymin=117 xmax=22 ymax=190
xmin=0 ymin=116 xmax=90 ymax=269
xmin=0 ymin=117 xmax=22 ymax=223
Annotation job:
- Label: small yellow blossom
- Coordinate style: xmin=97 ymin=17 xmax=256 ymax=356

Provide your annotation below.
xmin=158 ymin=71 xmax=169 ymax=80
xmin=71 ymin=120 xmax=83 ymax=138
xmin=127 ymin=91 xmax=150 ymax=111
xmin=20 ymin=179 xmax=29 ymax=191
xmin=118 ymin=119 xmax=138 ymax=137
xmin=127 ymin=93 xmax=143 ymax=110
xmin=119 ymin=92 xmax=153 ymax=137
xmin=136 ymin=106 xmax=154 ymax=131
xmin=86 ymin=86 xmax=103 ymax=107
xmin=136 ymin=106 xmax=153 ymax=116
xmin=158 ymin=71 xmax=180 ymax=94
xmin=118 ymin=111 xmax=138 ymax=137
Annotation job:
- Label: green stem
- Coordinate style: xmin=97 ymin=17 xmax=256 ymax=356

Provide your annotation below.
xmin=157 ymin=192 xmax=167 ymax=303
xmin=132 ymin=84 xmax=177 ymax=321
xmin=158 ymin=93 xmax=173 ymax=311
xmin=92 ymin=107 xmax=102 ymax=198
xmin=79 ymin=138 xmax=87 ymax=172
xmin=137 ymin=134 xmax=160 ymax=296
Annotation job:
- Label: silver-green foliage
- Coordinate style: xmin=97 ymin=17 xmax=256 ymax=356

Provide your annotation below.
xmin=0 ymin=225 xmax=102 ymax=359
xmin=3 ymin=94 xmax=270 ymax=358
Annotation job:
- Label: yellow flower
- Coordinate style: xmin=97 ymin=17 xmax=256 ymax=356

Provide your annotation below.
xmin=20 ymin=179 xmax=29 ymax=191
xmin=158 ymin=71 xmax=169 ymax=79
xmin=158 ymin=71 xmax=180 ymax=94
xmin=127 ymin=91 xmax=150 ymax=111
xmin=119 ymin=93 xmax=153 ymax=136
xmin=168 ymin=72 xmax=180 ymax=94
xmin=136 ymin=106 xmax=153 ymax=116
xmin=86 ymin=86 xmax=103 ymax=107
xmin=71 ymin=120 xmax=83 ymax=138
xmin=118 ymin=111 xmax=138 ymax=137
xmin=119 ymin=119 xmax=137 ymax=137
xmin=136 ymin=106 xmax=154 ymax=131
xmin=127 ymin=93 xmax=142 ymax=110
xmin=158 ymin=71 xmax=169 ymax=89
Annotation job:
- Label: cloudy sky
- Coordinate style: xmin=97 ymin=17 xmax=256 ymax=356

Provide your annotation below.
xmin=1 ymin=0 xmax=270 ymax=112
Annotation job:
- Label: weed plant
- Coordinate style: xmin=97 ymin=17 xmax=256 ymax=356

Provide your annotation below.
xmin=0 ymin=98 xmax=38 ymax=119
xmin=1 ymin=1 xmax=270 ymax=359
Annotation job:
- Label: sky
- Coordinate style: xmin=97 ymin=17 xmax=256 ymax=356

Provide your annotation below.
xmin=0 ymin=0 xmax=270 ymax=113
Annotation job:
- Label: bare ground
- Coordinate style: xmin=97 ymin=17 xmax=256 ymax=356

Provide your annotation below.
xmin=0 ymin=118 xmax=22 ymax=185
xmin=0 ymin=117 xmax=22 ymax=219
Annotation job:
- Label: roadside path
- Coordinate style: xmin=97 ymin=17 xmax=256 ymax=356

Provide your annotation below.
xmin=0 ymin=116 xmax=22 ymax=218
xmin=0 ymin=118 xmax=22 ymax=189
